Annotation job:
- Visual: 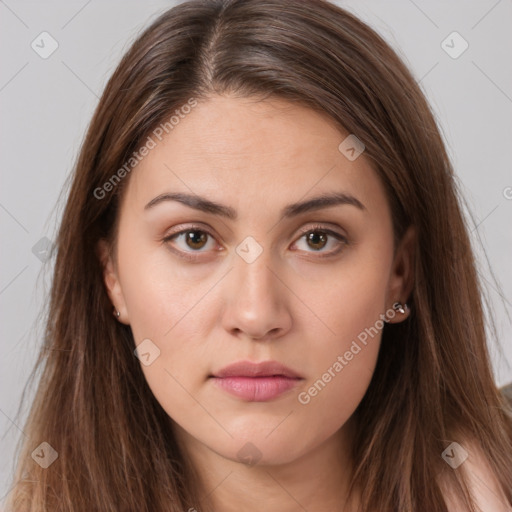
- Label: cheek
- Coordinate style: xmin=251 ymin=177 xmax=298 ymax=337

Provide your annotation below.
xmin=292 ymin=250 xmax=390 ymax=420
xmin=116 ymin=244 xmax=216 ymax=433
xmin=116 ymin=233 xmax=208 ymax=342
xmin=115 ymin=237 xmax=218 ymax=405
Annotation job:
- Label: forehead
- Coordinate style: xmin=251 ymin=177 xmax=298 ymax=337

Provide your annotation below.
xmin=121 ymin=95 xmax=388 ymax=219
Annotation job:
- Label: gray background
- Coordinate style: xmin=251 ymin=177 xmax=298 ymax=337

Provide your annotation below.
xmin=1 ymin=0 xmax=511 ymax=502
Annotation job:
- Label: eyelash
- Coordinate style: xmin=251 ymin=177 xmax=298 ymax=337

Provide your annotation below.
xmin=161 ymin=223 xmax=348 ymax=262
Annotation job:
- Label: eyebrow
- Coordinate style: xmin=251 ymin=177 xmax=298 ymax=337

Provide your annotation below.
xmin=144 ymin=191 xmax=366 ymax=220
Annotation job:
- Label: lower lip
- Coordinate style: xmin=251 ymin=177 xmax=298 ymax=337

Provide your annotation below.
xmin=210 ymin=376 xmax=302 ymax=401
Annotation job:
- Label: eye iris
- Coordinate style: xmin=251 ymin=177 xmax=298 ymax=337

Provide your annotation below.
xmin=186 ymin=230 xmax=208 ymax=250
xmin=307 ymin=231 xmax=327 ymax=250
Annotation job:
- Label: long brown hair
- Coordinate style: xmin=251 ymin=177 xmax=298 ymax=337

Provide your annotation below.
xmin=5 ymin=0 xmax=512 ymax=510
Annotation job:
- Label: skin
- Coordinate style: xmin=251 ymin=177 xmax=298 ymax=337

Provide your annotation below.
xmin=99 ymin=95 xmax=415 ymax=511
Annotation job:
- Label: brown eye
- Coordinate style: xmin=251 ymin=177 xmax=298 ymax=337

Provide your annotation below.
xmin=292 ymin=226 xmax=348 ymax=257
xmin=162 ymin=228 xmax=216 ymax=255
xmin=305 ymin=231 xmax=328 ymax=251
xmin=183 ymin=230 xmax=209 ymax=250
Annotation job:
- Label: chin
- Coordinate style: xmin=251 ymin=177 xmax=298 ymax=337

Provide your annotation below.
xmin=203 ymin=425 xmax=319 ymax=468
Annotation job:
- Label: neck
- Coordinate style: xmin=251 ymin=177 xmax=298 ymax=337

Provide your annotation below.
xmin=175 ymin=416 xmax=360 ymax=512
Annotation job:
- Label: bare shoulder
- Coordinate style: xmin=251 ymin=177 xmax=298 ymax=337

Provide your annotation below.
xmin=439 ymin=438 xmax=512 ymax=512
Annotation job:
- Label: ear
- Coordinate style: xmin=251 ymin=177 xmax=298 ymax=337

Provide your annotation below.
xmin=96 ymin=238 xmax=130 ymax=325
xmin=385 ymin=225 xmax=415 ymax=324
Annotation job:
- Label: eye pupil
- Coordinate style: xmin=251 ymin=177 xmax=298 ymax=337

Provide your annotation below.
xmin=307 ymin=231 xmax=327 ymax=250
xmin=186 ymin=230 xmax=208 ymax=249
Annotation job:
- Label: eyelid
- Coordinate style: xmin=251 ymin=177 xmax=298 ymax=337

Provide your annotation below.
xmin=163 ymin=221 xmax=213 ymax=239
xmin=296 ymin=223 xmax=347 ymax=239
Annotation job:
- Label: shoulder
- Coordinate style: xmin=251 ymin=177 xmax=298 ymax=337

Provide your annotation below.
xmin=439 ymin=438 xmax=511 ymax=512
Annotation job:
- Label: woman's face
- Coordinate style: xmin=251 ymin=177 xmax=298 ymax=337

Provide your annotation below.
xmin=100 ymin=95 xmax=412 ymax=467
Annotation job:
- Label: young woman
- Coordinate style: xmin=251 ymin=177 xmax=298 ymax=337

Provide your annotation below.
xmin=5 ymin=0 xmax=512 ymax=510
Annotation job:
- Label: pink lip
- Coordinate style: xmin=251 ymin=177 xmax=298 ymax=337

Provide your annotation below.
xmin=209 ymin=360 xmax=303 ymax=402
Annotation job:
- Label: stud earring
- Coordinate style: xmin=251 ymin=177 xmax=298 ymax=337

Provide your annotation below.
xmin=113 ymin=307 xmax=120 ymax=318
xmin=393 ymin=302 xmax=408 ymax=314
xmin=384 ymin=302 xmax=410 ymax=323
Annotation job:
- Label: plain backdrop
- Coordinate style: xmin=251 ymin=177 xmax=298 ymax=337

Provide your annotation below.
xmin=1 ymin=0 xmax=511 ymax=502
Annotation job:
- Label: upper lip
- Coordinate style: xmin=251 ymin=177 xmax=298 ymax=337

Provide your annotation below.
xmin=210 ymin=360 xmax=303 ymax=379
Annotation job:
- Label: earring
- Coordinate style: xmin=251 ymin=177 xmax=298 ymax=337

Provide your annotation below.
xmin=384 ymin=302 xmax=410 ymax=323
xmin=112 ymin=307 xmax=120 ymax=318
xmin=393 ymin=302 xmax=408 ymax=314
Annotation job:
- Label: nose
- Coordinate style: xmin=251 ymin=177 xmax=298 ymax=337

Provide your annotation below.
xmin=221 ymin=245 xmax=293 ymax=342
